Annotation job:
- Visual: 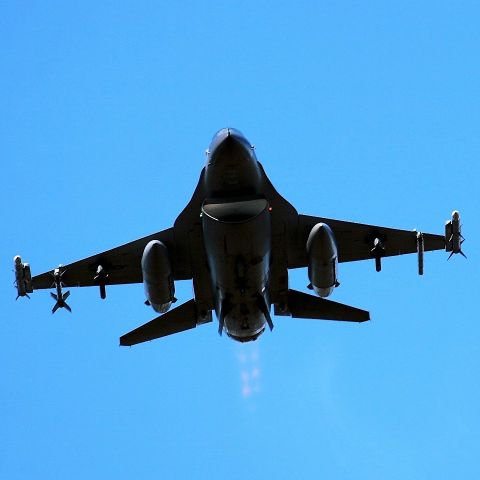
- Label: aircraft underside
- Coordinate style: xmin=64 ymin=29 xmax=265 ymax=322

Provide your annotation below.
xmin=202 ymin=197 xmax=272 ymax=341
xmin=14 ymin=128 xmax=465 ymax=345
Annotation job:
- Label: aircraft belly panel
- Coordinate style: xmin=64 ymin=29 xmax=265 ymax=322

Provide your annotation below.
xmin=201 ymin=198 xmax=272 ymax=340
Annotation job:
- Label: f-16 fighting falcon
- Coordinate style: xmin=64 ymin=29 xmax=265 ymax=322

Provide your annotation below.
xmin=14 ymin=128 xmax=465 ymax=345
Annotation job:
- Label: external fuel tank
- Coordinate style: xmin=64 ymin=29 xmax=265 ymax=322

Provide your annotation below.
xmin=141 ymin=240 xmax=175 ymax=313
xmin=306 ymin=223 xmax=339 ymax=298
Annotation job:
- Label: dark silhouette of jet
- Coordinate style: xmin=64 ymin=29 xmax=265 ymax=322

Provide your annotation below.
xmin=14 ymin=128 xmax=464 ymax=345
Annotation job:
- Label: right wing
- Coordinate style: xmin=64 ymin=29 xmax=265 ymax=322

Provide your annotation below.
xmin=32 ymin=228 xmax=176 ymax=289
xmin=288 ymin=214 xmax=446 ymax=268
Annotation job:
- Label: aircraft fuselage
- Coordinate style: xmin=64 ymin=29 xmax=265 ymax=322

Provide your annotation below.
xmin=202 ymin=128 xmax=271 ymax=341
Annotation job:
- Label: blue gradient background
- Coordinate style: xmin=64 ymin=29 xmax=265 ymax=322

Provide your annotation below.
xmin=1 ymin=2 xmax=478 ymax=479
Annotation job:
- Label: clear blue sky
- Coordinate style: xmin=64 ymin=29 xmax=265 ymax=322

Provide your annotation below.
xmin=1 ymin=2 xmax=479 ymax=479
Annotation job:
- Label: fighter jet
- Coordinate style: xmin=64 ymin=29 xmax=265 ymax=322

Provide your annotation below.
xmin=14 ymin=128 xmax=465 ymax=345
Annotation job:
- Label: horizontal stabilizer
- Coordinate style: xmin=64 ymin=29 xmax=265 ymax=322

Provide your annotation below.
xmin=284 ymin=289 xmax=370 ymax=322
xmin=120 ymin=299 xmax=210 ymax=346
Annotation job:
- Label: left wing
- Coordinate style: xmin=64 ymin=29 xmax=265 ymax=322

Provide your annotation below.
xmin=32 ymin=228 xmax=175 ymax=290
xmin=31 ymin=169 xmax=210 ymax=292
xmin=288 ymin=214 xmax=446 ymax=268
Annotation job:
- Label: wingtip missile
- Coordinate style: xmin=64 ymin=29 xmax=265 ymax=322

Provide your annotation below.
xmin=14 ymin=255 xmax=33 ymax=299
xmin=445 ymin=210 xmax=466 ymax=259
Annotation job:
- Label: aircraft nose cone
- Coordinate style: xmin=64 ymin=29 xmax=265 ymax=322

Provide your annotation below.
xmin=208 ymin=128 xmax=251 ymax=164
xmin=224 ymin=128 xmax=243 ymax=139
xmin=204 ymin=128 xmax=261 ymax=197
xmin=220 ymin=131 xmax=238 ymax=147
xmin=208 ymin=128 xmax=248 ymax=153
